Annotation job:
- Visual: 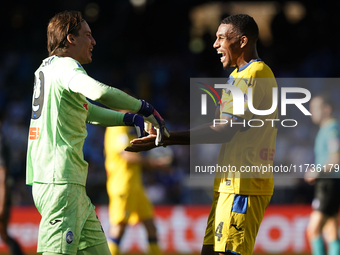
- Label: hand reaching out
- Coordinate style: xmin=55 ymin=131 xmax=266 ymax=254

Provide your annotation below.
xmin=125 ymin=134 xmax=158 ymax=152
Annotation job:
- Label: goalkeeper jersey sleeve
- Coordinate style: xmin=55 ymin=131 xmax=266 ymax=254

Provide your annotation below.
xmin=68 ymin=73 xmax=141 ymax=112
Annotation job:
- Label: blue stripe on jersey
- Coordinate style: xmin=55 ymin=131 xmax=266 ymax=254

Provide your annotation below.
xmin=231 ymin=194 xmax=248 ymax=214
xmin=225 ymin=249 xmax=241 ymax=255
xmin=237 ymin=59 xmax=262 ymax=72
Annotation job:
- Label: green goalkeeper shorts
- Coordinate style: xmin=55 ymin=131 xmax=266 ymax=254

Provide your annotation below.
xmin=32 ymin=183 xmax=107 ymax=254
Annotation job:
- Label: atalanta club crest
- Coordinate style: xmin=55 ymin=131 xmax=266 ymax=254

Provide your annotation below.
xmin=66 ymin=230 xmax=74 ymax=244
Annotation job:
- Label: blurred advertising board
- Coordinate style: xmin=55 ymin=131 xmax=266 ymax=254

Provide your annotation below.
xmin=1 ymin=205 xmax=315 ymax=254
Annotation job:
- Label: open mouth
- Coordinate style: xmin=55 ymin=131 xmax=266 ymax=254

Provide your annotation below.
xmin=218 ymin=51 xmax=226 ymax=62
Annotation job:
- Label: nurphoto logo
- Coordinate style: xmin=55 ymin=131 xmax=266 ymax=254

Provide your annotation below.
xmin=198 ymin=80 xmax=311 ymax=128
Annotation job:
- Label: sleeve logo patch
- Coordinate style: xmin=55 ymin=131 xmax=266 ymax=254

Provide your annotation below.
xmin=66 ymin=230 xmax=74 ymax=244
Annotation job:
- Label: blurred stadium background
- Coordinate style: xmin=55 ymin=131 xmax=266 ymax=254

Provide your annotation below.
xmin=1 ymin=0 xmax=340 ymax=254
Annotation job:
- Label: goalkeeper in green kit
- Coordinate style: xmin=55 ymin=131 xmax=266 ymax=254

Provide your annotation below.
xmin=26 ymin=10 xmax=169 ymax=255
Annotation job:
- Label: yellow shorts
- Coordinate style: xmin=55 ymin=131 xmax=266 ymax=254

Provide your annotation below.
xmin=108 ymin=187 xmax=153 ymax=225
xmin=203 ymin=192 xmax=271 ymax=255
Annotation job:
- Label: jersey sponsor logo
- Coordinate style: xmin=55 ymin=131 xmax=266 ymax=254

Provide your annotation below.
xmin=49 ymin=219 xmax=61 ymax=225
xmin=29 ymin=127 xmax=40 ymax=140
xmin=83 ymin=103 xmax=88 ymax=110
xmin=231 ymin=224 xmax=242 ymax=231
xmin=260 ymin=148 xmax=275 ymax=161
xmin=66 ymin=230 xmax=74 ymax=244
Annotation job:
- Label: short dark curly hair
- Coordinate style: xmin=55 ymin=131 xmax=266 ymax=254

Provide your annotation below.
xmin=221 ymin=14 xmax=259 ymax=42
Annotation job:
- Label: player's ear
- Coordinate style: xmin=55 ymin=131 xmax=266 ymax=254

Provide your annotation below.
xmin=66 ymin=34 xmax=75 ymax=44
xmin=240 ymin=36 xmax=248 ymax=48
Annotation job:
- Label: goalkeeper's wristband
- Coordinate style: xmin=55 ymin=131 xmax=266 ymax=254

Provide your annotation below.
xmin=137 ymin=100 xmax=152 ymax=116
xmin=137 ymin=99 xmax=169 ymax=146
xmin=137 ymin=100 xmax=161 ymax=119
xmin=123 ymin=113 xmax=136 ymax=126
xmin=123 ymin=113 xmax=144 ymax=138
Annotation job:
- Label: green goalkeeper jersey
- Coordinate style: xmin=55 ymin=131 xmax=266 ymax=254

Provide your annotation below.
xmin=26 ymin=56 xmax=141 ymax=186
xmin=27 ymin=56 xmax=91 ymax=186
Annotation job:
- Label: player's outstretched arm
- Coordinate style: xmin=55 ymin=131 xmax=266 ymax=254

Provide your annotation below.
xmin=68 ymin=75 xmax=169 ymax=145
xmin=125 ymin=114 xmax=242 ymax=152
xmin=189 ymin=117 xmax=241 ymax=144
xmin=86 ymin=102 xmax=144 ymax=138
xmin=125 ymin=134 xmax=158 ymax=152
xmin=125 ymin=130 xmax=189 ymax=152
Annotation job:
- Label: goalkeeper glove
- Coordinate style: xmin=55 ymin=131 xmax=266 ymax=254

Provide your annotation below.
xmin=137 ymin=100 xmax=170 ymax=146
xmin=123 ymin=113 xmax=144 ymax=138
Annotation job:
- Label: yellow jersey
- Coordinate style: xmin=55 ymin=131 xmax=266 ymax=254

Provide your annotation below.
xmin=214 ymin=60 xmax=278 ymax=195
xmin=104 ymin=126 xmax=143 ymax=194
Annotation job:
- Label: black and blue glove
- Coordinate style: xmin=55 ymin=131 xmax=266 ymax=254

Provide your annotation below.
xmin=123 ymin=113 xmax=145 ymax=138
xmin=137 ymin=100 xmax=170 ymax=146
